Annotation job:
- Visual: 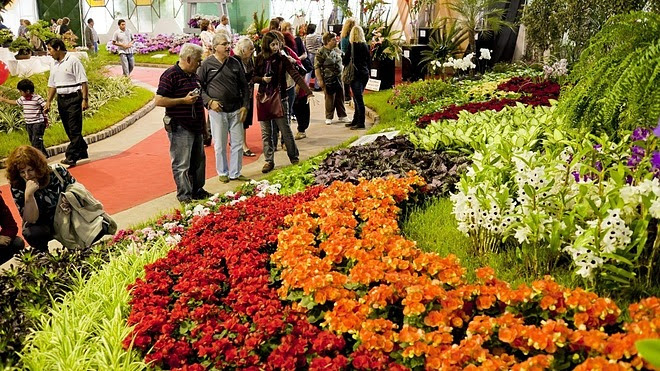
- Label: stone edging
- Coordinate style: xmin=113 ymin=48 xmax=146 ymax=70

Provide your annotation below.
xmin=364 ymin=105 xmax=381 ymax=125
xmin=0 ymin=99 xmax=156 ymax=169
xmin=349 ymin=100 xmax=381 ymax=126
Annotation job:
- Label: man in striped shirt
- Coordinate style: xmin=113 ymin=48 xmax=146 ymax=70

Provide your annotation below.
xmin=155 ymin=43 xmax=210 ymax=204
xmin=0 ymin=79 xmax=49 ymax=156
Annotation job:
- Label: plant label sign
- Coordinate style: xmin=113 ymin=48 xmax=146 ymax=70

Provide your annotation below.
xmin=404 ymin=50 xmax=410 ymax=58
xmin=366 ymin=78 xmax=381 ymax=91
xmin=419 ymin=30 xmax=426 ymax=37
xmin=370 ymin=69 xmax=378 ymax=78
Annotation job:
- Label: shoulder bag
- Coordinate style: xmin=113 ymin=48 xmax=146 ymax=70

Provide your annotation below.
xmin=256 ymin=60 xmax=284 ymax=121
xmin=342 ymin=43 xmax=356 ymax=85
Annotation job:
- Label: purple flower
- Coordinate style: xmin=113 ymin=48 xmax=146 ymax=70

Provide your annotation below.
xmin=627 ymin=155 xmax=642 ymax=168
xmin=572 ymin=171 xmax=581 ymax=182
xmin=632 ymin=127 xmax=650 ymax=141
xmin=652 ymin=151 xmax=660 ymax=170
xmin=593 ymin=144 xmax=602 ymax=152
xmin=654 ymin=122 xmax=660 ymax=138
xmin=626 ymin=175 xmax=634 ymax=184
xmin=632 ymin=145 xmax=646 ymax=157
xmin=594 ymin=161 xmax=603 ymax=171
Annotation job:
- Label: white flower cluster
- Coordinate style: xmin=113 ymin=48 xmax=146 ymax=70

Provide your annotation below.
xmin=478 ymin=48 xmax=491 ymax=60
xmin=251 ymin=179 xmax=282 ymax=198
xmin=565 ymin=244 xmax=603 ymax=278
xmin=543 ymin=59 xmax=568 ymax=79
xmin=186 ymin=204 xmax=211 ymax=217
xmin=451 ymin=183 xmax=516 ymax=236
xmin=620 ymin=178 xmax=660 ymax=217
xmin=191 ymin=13 xmax=220 ymax=23
xmin=443 ymin=53 xmax=476 ymax=71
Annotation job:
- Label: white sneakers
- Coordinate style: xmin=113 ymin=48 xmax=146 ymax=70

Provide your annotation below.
xmin=325 ymin=117 xmax=352 ymax=125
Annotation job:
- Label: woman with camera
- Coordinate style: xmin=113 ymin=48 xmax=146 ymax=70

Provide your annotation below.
xmin=253 ymin=31 xmax=313 ymax=174
xmin=314 ymin=32 xmax=349 ymax=125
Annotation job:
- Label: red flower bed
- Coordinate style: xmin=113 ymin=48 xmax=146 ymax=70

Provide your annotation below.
xmin=416 ymin=77 xmax=561 ymax=128
xmin=124 ymin=187 xmax=357 ymax=370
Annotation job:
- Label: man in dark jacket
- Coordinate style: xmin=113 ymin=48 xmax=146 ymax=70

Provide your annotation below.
xmin=0 ymin=191 xmax=25 ymax=265
xmin=197 ymin=32 xmax=250 ymax=183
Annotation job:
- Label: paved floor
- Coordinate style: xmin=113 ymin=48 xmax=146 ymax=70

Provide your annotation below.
xmin=0 ymin=66 xmax=370 ymax=268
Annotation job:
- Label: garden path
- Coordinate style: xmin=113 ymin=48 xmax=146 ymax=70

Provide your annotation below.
xmin=0 ymin=65 xmax=365 ymax=249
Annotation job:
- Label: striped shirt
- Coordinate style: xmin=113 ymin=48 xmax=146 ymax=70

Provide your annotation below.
xmin=16 ymin=94 xmax=46 ymax=124
xmin=156 ymin=62 xmax=204 ymax=133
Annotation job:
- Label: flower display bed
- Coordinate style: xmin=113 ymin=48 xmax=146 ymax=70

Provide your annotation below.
xmin=119 ymin=175 xmax=660 ymax=370
xmin=416 ymin=77 xmax=560 ymax=128
xmin=314 ymin=135 xmax=469 ymax=196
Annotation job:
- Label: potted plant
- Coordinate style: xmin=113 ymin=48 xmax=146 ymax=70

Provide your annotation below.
xmin=0 ymin=29 xmax=12 ymax=48
xmin=10 ymin=37 xmax=31 ymax=59
xmin=26 ymin=20 xmax=57 ymax=54
xmin=447 ymin=0 xmax=513 ymax=54
xmin=368 ymin=16 xmax=403 ymax=89
xmin=419 ymin=18 xmax=469 ymax=78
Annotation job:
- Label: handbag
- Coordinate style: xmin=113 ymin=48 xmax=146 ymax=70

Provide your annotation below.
xmin=301 ymin=57 xmax=314 ymax=74
xmin=256 ymin=61 xmax=285 ymax=121
xmin=342 ymin=43 xmax=356 ymax=84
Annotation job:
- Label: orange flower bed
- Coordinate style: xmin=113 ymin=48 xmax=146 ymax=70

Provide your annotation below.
xmin=272 ymin=174 xmax=660 ymax=370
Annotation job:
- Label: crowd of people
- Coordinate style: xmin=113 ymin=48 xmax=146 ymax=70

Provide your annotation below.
xmin=0 ymin=14 xmax=374 ymax=264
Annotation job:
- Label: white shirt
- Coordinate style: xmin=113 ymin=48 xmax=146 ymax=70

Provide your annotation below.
xmin=200 ymin=30 xmax=214 ymax=52
xmin=48 ymin=53 xmax=88 ymax=95
xmin=218 ymin=23 xmax=232 ymax=35
xmin=112 ymin=29 xmax=134 ymax=54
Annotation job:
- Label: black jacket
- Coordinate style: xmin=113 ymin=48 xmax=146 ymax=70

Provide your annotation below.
xmin=343 ymin=42 xmax=371 ymax=82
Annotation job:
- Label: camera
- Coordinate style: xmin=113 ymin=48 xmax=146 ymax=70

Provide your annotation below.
xmin=191 ymin=88 xmax=201 ymax=96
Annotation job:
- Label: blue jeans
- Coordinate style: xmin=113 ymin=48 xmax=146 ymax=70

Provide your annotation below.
xmin=167 ymin=124 xmax=206 ymax=202
xmin=260 ymin=99 xmax=298 ymax=165
xmin=350 ymin=77 xmax=367 ymax=127
xmin=209 ymin=109 xmax=243 ymax=178
xmin=272 ymin=87 xmax=296 ymax=148
xmin=119 ymin=53 xmax=134 ymax=76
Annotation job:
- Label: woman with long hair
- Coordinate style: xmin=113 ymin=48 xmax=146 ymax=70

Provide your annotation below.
xmin=343 ymin=26 xmax=371 ymax=130
xmin=199 ymin=19 xmax=215 ymax=59
xmin=253 ymin=31 xmax=313 ymax=173
xmin=339 ymin=18 xmax=356 ymax=101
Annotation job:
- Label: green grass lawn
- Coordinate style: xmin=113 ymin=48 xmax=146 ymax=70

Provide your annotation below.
xmin=96 ymin=45 xmax=178 ymax=66
xmin=364 ymin=90 xmax=416 ymax=133
xmin=401 ymin=197 xmax=578 ymax=289
xmin=0 ymin=87 xmax=153 ymax=158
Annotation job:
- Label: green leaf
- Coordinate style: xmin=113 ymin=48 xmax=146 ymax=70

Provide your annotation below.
xmin=636 ymin=339 xmax=660 ymax=368
xmin=602 ymin=264 xmax=636 ymax=280
xmin=601 ymin=253 xmax=634 ymax=266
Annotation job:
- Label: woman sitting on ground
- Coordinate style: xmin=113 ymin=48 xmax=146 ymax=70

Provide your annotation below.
xmin=5 ymin=146 xmax=75 ymax=251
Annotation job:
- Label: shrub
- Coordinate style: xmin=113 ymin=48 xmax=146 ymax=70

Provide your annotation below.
xmin=557 ymin=12 xmax=660 ymax=136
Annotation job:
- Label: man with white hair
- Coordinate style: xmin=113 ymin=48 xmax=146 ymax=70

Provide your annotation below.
xmin=197 ymin=33 xmax=250 ymax=183
xmin=155 ymin=43 xmax=210 ymax=203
